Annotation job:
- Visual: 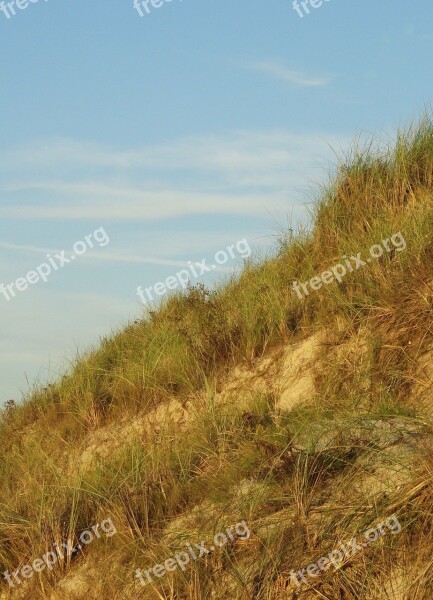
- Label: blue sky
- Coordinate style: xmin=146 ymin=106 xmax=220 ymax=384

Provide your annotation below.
xmin=0 ymin=0 xmax=432 ymax=401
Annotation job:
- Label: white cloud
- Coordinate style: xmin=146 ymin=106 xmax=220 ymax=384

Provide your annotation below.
xmin=0 ymin=185 xmax=288 ymax=220
xmin=0 ymin=130 xmax=348 ymax=221
xmin=1 ymin=130 xmax=339 ymax=172
xmin=0 ymin=239 xmax=233 ymax=271
xmin=246 ymin=61 xmax=331 ymax=87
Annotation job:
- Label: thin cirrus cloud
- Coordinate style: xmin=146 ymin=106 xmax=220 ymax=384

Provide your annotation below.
xmin=246 ymin=61 xmax=331 ymax=87
xmin=1 ymin=130 xmax=338 ymax=172
xmin=0 ymin=130 xmax=348 ymax=222
xmin=0 ymin=239 xmax=232 ymax=272
xmin=0 ymin=186 xmax=289 ymax=221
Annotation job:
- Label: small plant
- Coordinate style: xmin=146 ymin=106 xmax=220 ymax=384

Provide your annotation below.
xmin=2 ymin=399 xmax=16 ymax=420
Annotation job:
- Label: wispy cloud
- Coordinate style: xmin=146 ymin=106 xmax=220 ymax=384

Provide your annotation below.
xmin=0 ymin=240 xmax=232 ymax=271
xmin=1 ymin=130 xmax=337 ymax=172
xmin=247 ymin=61 xmax=331 ymax=87
xmin=0 ymin=130 xmax=348 ymax=221
xmin=0 ymin=187 xmax=287 ymax=221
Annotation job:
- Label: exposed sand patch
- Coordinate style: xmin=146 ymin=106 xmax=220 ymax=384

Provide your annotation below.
xmin=220 ymin=331 xmax=326 ymax=413
xmin=277 ymin=333 xmax=324 ymax=411
xmin=77 ymin=397 xmax=191 ymax=471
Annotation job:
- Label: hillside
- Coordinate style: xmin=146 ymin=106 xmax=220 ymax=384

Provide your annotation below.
xmin=2 ymin=115 xmax=433 ymax=599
